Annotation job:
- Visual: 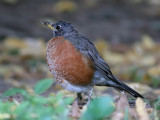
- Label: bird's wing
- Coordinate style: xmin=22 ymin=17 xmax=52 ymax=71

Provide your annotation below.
xmin=66 ymin=34 xmax=118 ymax=83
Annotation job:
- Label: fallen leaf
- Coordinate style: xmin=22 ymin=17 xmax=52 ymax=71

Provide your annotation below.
xmin=103 ymin=51 xmax=125 ymax=65
xmin=138 ymin=56 xmax=156 ymax=67
xmin=136 ymin=98 xmax=149 ymax=120
xmin=4 ymin=37 xmax=27 ymax=49
xmin=112 ymin=92 xmax=138 ymax=120
xmin=127 ymin=83 xmax=152 ymax=94
xmin=148 ymin=65 xmax=160 ymax=76
xmin=153 ymin=89 xmax=160 ymax=95
xmin=53 ymin=1 xmax=77 ymax=13
xmin=94 ymin=39 xmax=108 ymax=55
xmin=133 ymin=43 xmax=144 ymax=55
xmin=20 ymin=38 xmax=46 ymax=58
xmin=126 ymin=50 xmax=140 ymax=63
xmin=142 ymin=35 xmax=155 ymax=50
xmin=69 ymin=100 xmax=81 ymax=120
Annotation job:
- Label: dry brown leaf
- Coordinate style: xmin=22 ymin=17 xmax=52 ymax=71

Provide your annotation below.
xmin=112 ymin=92 xmax=138 ymax=120
xmin=53 ymin=1 xmax=77 ymax=13
xmin=20 ymin=38 xmax=46 ymax=58
xmin=148 ymin=65 xmax=160 ymax=76
xmin=69 ymin=100 xmax=81 ymax=120
xmin=4 ymin=37 xmax=27 ymax=49
xmin=146 ymin=108 xmax=153 ymax=114
xmin=0 ymin=55 xmax=21 ymax=64
xmin=4 ymin=37 xmax=46 ymax=59
xmin=2 ymin=65 xmax=31 ymax=80
xmin=136 ymin=98 xmax=149 ymax=120
xmin=94 ymin=39 xmax=108 ymax=55
xmin=153 ymin=89 xmax=160 ymax=95
xmin=142 ymin=73 xmax=154 ymax=84
xmin=142 ymin=35 xmax=155 ymax=50
xmin=125 ymin=50 xmax=140 ymax=63
xmin=103 ymin=51 xmax=125 ymax=65
xmin=133 ymin=43 xmax=144 ymax=55
xmin=127 ymin=83 xmax=152 ymax=94
xmin=137 ymin=56 xmax=156 ymax=67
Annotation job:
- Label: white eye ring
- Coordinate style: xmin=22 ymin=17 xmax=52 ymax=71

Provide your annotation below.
xmin=56 ymin=25 xmax=61 ymax=30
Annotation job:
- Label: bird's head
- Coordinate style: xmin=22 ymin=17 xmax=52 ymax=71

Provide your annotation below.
xmin=43 ymin=21 xmax=77 ymax=37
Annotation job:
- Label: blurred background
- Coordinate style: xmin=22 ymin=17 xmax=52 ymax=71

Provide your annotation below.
xmin=0 ymin=0 xmax=160 ymax=99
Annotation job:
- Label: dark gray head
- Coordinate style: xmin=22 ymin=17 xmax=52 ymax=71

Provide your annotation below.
xmin=43 ymin=21 xmax=77 ymax=37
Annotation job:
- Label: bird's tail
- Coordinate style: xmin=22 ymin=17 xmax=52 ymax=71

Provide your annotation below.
xmin=112 ymin=75 xmax=144 ymax=98
xmin=117 ymin=81 xmax=144 ymax=98
xmin=94 ymin=71 xmax=144 ymax=98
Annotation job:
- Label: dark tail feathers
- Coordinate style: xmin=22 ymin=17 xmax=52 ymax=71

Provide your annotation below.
xmin=118 ymin=82 xmax=144 ymax=98
xmin=111 ymin=76 xmax=144 ymax=98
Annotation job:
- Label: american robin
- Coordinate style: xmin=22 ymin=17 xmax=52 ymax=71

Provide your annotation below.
xmin=43 ymin=21 xmax=144 ymax=102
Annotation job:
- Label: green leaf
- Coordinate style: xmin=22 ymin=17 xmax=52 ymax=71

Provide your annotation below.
xmin=124 ymin=107 xmax=129 ymax=120
xmin=81 ymin=96 xmax=115 ymax=120
xmin=1 ymin=88 xmax=28 ymax=98
xmin=151 ymin=76 xmax=160 ymax=88
xmin=64 ymin=97 xmax=74 ymax=105
xmin=0 ymin=101 xmax=15 ymax=113
xmin=34 ymin=78 xmax=53 ymax=94
xmin=155 ymin=96 xmax=160 ymax=110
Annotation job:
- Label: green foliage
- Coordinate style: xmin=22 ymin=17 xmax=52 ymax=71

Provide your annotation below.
xmin=124 ymin=107 xmax=129 ymax=120
xmin=2 ymin=79 xmax=159 ymax=120
xmin=155 ymin=96 xmax=160 ymax=110
xmin=153 ymin=96 xmax=160 ymax=119
xmin=151 ymin=76 xmax=160 ymax=88
xmin=0 ymin=78 xmax=73 ymax=120
xmin=7 ymin=48 xmax=19 ymax=55
xmin=0 ymin=79 xmax=116 ymax=120
xmin=81 ymin=96 xmax=115 ymax=120
xmin=0 ymin=93 xmax=72 ymax=120
xmin=2 ymin=88 xmax=29 ymax=98
xmin=0 ymin=94 xmax=115 ymax=120
xmin=34 ymin=78 xmax=53 ymax=94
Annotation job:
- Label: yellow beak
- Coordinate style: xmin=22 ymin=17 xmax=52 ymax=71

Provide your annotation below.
xmin=43 ymin=21 xmax=55 ymax=30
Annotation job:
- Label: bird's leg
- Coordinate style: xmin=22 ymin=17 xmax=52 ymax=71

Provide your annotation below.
xmin=85 ymin=88 xmax=93 ymax=106
xmin=76 ymin=93 xmax=85 ymax=109
xmin=77 ymin=93 xmax=82 ymax=100
xmin=75 ymin=88 xmax=93 ymax=108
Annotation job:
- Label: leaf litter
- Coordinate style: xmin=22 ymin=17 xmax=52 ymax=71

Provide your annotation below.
xmin=0 ymin=35 xmax=160 ymax=119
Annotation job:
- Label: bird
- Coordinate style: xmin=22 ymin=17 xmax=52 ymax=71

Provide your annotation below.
xmin=43 ymin=21 xmax=144 ymax=103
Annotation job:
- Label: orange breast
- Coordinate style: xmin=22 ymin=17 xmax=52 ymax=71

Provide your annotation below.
xmin=46 ymin=36 xmax=94 ymax=86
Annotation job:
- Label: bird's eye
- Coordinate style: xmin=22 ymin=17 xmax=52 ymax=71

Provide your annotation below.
xmin=56 ymin=25 xmax=61 ymax=30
